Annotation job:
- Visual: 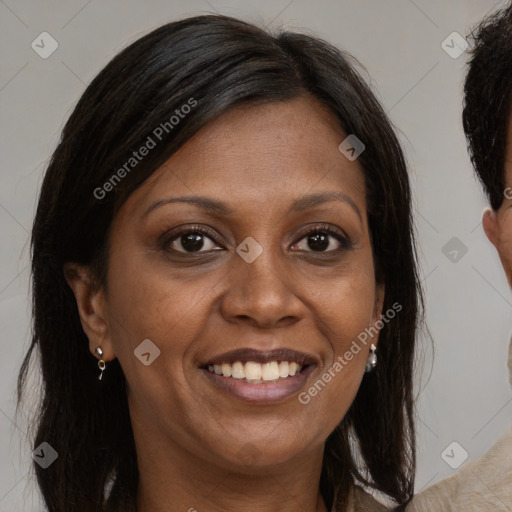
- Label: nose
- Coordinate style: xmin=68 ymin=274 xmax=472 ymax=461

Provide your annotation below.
xmin=219 ymin=241 xmax=305 ymax=330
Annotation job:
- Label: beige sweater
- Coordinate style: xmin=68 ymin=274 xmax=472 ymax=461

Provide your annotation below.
xmin=346 ymin=426 xmax=512 ymax=511
xmin=405 ymin=426 xmax=512 ymax=512
xmin=345 ymin=337 xmax=512 ymax=512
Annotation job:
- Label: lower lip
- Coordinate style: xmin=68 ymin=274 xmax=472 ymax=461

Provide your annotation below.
xmin=200 ymin=365 xmax=316 ymax=404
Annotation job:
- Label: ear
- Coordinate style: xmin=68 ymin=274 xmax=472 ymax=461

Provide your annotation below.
xmin=63 ymin=262 xmax=115 ymax=361
xmin=482 ymin=208 xmax=499 ymax=249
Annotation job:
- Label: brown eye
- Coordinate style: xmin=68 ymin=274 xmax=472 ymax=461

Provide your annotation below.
xmin=292 ymin=225 xmax=352 ymax=253
xmin=164 ymin=227 xmax=224 ymax=254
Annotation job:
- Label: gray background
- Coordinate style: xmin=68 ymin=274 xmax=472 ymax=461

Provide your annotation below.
xmin=1 ymin=0 xmax=511 ymax=509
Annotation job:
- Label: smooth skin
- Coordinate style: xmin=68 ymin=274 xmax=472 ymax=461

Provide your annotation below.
xmin=65 ymin=95 xmax=384 ymax=512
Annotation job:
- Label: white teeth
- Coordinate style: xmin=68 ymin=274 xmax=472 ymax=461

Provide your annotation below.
xmin=221 ymin=363 xmax=232 ymax=377
xmin=289 ymin=362 xmax=300 ymax=376
xmin=245 ymin=361 xmax=262 ymax=380
xmin=231 ymin=361 xmax=245 ymax=379
xmin=262 ymin=362 xmax=280 ymax=381
xmin=206 ymin=360 xmax=305 ymax=381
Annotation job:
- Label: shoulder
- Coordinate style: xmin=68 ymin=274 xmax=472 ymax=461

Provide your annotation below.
xmin=406 ymin=426 xmax=512 ymax=512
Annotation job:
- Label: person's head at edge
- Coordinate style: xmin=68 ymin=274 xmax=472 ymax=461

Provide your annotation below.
xmin=16 ymin=14 xmax=423 ymax=512
xmin=463 ymin=3 xmax=512 ymax=288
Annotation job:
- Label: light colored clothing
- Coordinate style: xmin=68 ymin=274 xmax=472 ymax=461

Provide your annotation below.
xmin=406 ymin=426 xmax=512 ymax=512
xmin=345 ymin=336 xmax=512 ymax=512
xmin=344 ymin=427 xmax=512 ymax=511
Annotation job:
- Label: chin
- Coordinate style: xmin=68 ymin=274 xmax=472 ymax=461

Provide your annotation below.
xmin=218 ymin=440 xmax=311 ymax=469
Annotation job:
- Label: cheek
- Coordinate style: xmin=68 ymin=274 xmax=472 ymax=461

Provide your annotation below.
xmin=296 ymin=255 xmax=379 ymax=415
xmin=103 ymin=244 xmax=217 ymax=402
xmin=106 ymin=233 xmax=217 ymax=334
xmin=309 ymin=254 xmax=379 ymax=342
xmin=104 ymin=255 xmax=212 ymax=434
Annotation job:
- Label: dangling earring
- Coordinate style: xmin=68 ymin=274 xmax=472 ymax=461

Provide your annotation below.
xmin=94 ymin=346 xmax=106 ymax=380
xmin=365 ymin=344 xmax=377 ymax=373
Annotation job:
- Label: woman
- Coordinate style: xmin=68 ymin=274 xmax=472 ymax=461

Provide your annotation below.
xmin=17 ymin=14 xmax=422 ymax=511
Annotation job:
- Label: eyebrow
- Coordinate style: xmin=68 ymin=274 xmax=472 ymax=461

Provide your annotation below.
xmin=142 ymin=191 xmax=362 ymax=223
xmin=290 ymin=191 xmax=362 ymax=222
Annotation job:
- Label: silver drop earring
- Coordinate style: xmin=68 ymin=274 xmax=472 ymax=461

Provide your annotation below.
xmin=94 ymin=346 xmax=106 ymax=380
xmin=365 ymin=344 xmax=377 ymax=373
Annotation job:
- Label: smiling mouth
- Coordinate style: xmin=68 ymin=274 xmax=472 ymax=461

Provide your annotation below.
xmin=205 ymin=360 xmax=308 ymax=383
xmin=198 ymin=347 xmax=318 ymax=402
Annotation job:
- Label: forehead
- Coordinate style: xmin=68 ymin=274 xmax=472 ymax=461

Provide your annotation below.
xmin=124 ymin=95 xmax=367 ymax=219
xmin=191 ymin=95 xmax=344 ymax=150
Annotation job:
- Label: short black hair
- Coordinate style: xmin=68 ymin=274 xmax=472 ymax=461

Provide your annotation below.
xmin=463 ymin=3 xmax=512 ymax=210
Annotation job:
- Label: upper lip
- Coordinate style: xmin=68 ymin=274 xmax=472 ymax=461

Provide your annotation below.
xmin=201 ymin=348 xmax=319 ymax=367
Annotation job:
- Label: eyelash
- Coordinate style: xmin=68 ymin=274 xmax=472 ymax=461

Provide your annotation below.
xmin=295 ymin=224 xmax=353 ymax=252
xmin=161 ymin=223 xmax=352 ymax=255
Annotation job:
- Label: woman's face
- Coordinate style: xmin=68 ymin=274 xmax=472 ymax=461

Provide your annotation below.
xmin=99 ymin=95 xmax=384 ymax=468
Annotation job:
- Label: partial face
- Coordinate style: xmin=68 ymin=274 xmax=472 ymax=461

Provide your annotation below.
xmin=483 ymin=109 xmax=512 ymax=288
xmin=100 ymin=96 xmax=383 ymax=468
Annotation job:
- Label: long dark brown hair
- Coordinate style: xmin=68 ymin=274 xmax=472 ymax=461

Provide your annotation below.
xmin=17 ymin=14 xmax=423 ymax=512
